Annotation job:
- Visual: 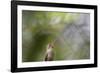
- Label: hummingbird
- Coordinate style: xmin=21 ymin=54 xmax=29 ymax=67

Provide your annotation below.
xmin=45 ymin=43 xmax=54 ymax=61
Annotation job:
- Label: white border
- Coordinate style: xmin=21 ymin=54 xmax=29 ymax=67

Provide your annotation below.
xmin=17 ymin=5 xmax=94 ymax=68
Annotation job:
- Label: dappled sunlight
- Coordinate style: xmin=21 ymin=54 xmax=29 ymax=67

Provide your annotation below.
xmin=22 ymin=10 xmax=90 ymax=62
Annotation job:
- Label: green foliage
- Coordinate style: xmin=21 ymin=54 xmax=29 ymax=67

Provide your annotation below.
xmin=22 ymin=10 xmax=89 ymax=62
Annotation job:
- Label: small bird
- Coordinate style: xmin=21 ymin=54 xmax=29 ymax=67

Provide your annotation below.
xmin=45 ymin=44 xmax=54 ymax=61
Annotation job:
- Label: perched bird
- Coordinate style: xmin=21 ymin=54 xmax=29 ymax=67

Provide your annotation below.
xmin=45 ymin=44 xmax=54 ymax=61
